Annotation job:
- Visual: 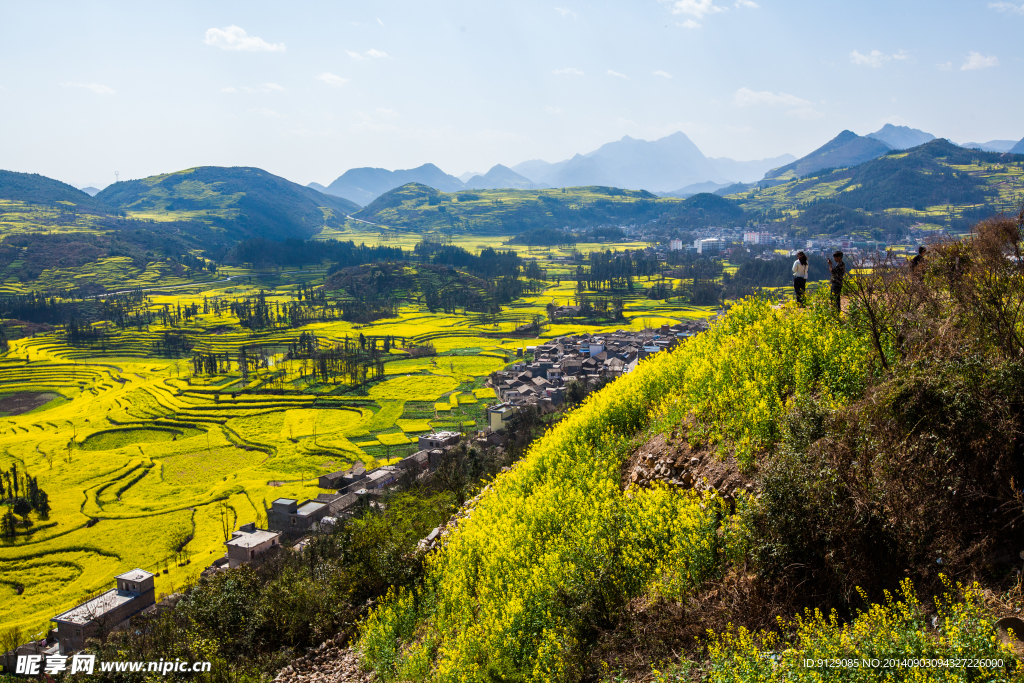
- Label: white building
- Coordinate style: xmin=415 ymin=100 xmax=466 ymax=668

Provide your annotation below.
xmin=669 ymin=239 xmax=684 ymax=251
xmin=695 ymin=238 xmax=724 ymax=255
xmin=743 ymin=232 xmax=771 ymax=245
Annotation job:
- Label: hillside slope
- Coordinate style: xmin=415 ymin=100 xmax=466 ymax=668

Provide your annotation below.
xmin=96 ymin=166 xmax=360 ymax=241
xmin=765 ymin=130 xmax=892 ymax=179
xmin=0 ymin=170 xmax=106 ymax=211
xmin=360 ymin=218 xmax=1024 ymax=679
xmin=1011 ymin=136 xmax=1024 ymax=154
xmin=351 ymin=183 xmax=674 ymax=234
xmin=732 ymin=139 xmax=1024 ymax=233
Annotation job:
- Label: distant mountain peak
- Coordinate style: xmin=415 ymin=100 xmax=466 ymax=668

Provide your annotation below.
xmin=766 ymin=130 xmax=891 ymax=180
xmin=867 ymin=124 xmax=935 ymax=150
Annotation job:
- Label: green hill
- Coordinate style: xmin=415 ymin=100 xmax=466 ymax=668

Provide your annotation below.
xmin=733 ymin=139 xmax=1024 ymax=234
xmin=351 ymin=183 xmax=674 ymax=234
xmin=0 ymin=169 xmax=106 ymax=211
xmin=96 ymin=166 xmax=362 ymax=241
xmin=765 ymin=130 xmax=892 ymax=180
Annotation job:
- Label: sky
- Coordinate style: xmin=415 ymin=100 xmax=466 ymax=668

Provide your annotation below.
xmin=1 ymin=0 xmax=1022 ymax=189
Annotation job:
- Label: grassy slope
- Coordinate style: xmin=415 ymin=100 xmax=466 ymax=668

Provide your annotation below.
xmin=730 ymin=140 xmax=1024 ymax=231
xmin=96 ymin=166 xmax=362 ymax=241
xmin=351 ymin=183 xmax=676 ymax=234
xmin=359 ymin=297 xmax=877 ymax=681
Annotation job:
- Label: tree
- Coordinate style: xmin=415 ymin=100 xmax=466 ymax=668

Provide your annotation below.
xmin=0 ymin=508 xmax=15 ymax=538
xmin=12 ymin=498 xmax=31 ymax=523
xmin=34 ymin=491 xmax=50 ymax=520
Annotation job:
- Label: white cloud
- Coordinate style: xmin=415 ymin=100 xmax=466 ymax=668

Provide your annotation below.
xmin=607 ymin=69 xmax=629 ymax=79
xmin=937 ymin=61 xmax=953 ymax=71
xmin=544 ymin=105 xmax=563 ymax=114
xmin=961 ymin=51 xmax=999 ymax=70
xmin=376 ymin=108 xmax=399 ymax=118
xmin=664 ymin=0 xmax=725 ymax=18
xmin=249 ymin=108 xmax=286 ymax=118
xmin=653 ymin=70 xmax=672 ymax=78
xmin=552 ymin=67 xmax=584 ymax=75
xmin=221 ymin=83 xmax=285 ymax=93
xmin=733 ymin=87 xmax=810 ymax=107
xmin=849 ymin=49 xmax=911 ymax=67
xmin=204 ymin=25 xmax=285 ymax=52
xmin=677 ymin=19 xmax=701 ymax=28
xmin=554 ymin=6 xmax=578 ymax=19
xmin=61 ymin=82 xmax=115 ymax=94
xmin=735 ymin=0 xmax=759 ymax=7
xmin=850 ymin=49 xmax=889 ymax=67
xmin=316 ymin=72 xmax=350 ymax=87
xmin=377 ymin=17 xmax=385 ymax=26
xmin=347 ymin=49 xmax=388 ymax=61
xmin=787 ymin=107 xmax=825 ymax=120
xmin=989 ymin=2 xmax=1024 ymax=14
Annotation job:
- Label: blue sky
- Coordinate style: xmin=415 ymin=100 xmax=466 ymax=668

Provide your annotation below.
xmin=1 ymin=0 xmax=1021 ymax=188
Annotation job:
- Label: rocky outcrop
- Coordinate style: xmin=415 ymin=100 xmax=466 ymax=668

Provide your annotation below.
xmin=273 ymin=638 xmax=373 ymax=683
xmin=624 ymin=434 xmax=752 ymax=504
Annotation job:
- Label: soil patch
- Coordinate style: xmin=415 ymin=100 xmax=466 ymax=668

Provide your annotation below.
xmin=0 ymin=391 xmax=60 ymax=416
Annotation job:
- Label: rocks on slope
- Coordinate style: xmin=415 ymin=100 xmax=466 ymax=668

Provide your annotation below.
xmin=623 ymin=433 xmax=752 ymax=504
xmin=273 ymin=638 xmax=373 ymax=683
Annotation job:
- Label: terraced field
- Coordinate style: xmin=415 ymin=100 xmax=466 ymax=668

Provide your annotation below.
xmin=0 ymin=259 xmax=715 ymax=637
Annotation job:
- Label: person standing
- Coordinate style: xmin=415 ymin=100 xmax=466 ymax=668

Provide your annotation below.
xmin=826 ymin=251 xmax=846 ymax=313
xmin=910 ymin=245 xmax=926 ymax=270
xmin=792 ymin=251 xmax=809 ymax=304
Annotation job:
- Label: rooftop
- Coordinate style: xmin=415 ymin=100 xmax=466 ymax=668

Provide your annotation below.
xmin=272 ymin=498 xmax=297 ymax=505
xmin=297 ymin=501 xmax=326 ymax=517
xmin=226 ymin=528 xmax=280 ymax=549
xmin=114 ymin=569 xmax=154 ymax=582
xmin=52 ymin=588 xmax=134 ymax=625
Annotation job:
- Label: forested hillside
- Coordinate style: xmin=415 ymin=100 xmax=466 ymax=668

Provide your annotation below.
xmin=96 ymin=166 xmax=361 ymax=241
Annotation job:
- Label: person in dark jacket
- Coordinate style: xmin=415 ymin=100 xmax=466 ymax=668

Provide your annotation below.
xmin=826 ymin=250 xmax=846 ymax=313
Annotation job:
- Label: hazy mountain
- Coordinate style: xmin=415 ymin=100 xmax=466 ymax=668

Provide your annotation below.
xmin=322 ymin=163 xmax=465 ymax=206
xmin=464 ymin=164 xmax=548 ymax=190
xmin=1009 ymin=137 xmax=1024 ymax=154
xmin=866 ymin=124 xmax=935 ymax=150
xmin=959 ymin=140 xmax=1020 ymax=153
xmin=765 ymin=131 xmax=893 ymax=180
xmin=709 ymin=154 xmax=796 ymax=182
xmin=306 ymin=181 xmax=329 ymax=193
xmin=80 ymin=186 xmax=102 ymax=197
xmin=510 ymin=133 xmax=793 ymax=192
xmin=96 ymin=166 xmax=361 ymax=241
xmin=660 ymin=180 xmax=734 ymax=198
xmin=0 ymin=170 xmax=105 ymax=209
xmin=512 ymin=133 xmax=715 ymax=191
xmin=458 ymin=171 xmax=484 ymax=183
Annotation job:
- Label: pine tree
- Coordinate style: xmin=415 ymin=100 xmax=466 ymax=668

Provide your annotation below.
xmin=0 ymin=508 xmax=15 ymax=538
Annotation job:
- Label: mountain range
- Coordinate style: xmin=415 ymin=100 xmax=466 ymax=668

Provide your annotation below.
xmin=311 ymin=127 xmax=1024 ymax=206
xmin=311 ymin=132 xmax=796 ymax=206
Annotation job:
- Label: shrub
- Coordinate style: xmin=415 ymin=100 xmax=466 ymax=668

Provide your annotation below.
xmin=706 ymin=579 xmax=1020 ymax=682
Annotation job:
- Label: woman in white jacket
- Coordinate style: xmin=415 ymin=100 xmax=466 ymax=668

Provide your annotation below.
xmin=792 ymin=251 xmax=809 ymax=304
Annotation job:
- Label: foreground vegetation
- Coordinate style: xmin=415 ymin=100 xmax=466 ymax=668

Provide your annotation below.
xmin=360 ymin=210 xmax=1024 ymax=681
